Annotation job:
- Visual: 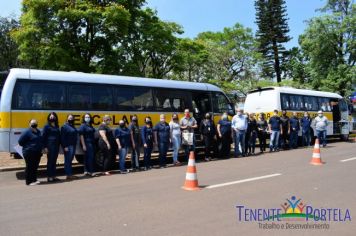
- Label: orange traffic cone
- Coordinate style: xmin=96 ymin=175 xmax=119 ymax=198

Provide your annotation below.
xmin=310 ymin=138 xmax=324 ymax=165
xmin=182 ymin=151 xmax=200 ymax=191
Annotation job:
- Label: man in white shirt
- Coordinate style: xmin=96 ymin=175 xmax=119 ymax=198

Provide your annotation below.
xmin=313 ymin=110 xmax=328 ymax=147
xmin=231 ymin=108 xmax=248 ymax=157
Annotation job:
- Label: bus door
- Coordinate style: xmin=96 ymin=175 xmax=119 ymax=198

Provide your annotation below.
xmin=191 ymin=91 xmax=212 ymax=141
xmin=330 ymin=98 xmax=341 ymax=135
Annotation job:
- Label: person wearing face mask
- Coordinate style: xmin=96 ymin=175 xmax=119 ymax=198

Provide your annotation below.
xmin=98 ymin=115 xmax=116 ymax=175
xmin=301 ymin=111 xmax=312 ymax=147
xmin=141 ymin=118 xmax=154 ymax=170
xmin=231 ymin=108 xmax=248 ymax=158
xmin=313 ymin=110 xmax=328 ymax=147
xmin=289 ymin=112 xmax=300 ymax=149
xmin=79 ymin=113 xmax=97 ymax=177
xmin=268 ymin=110 xmax=282 ymax=152
xmin=169 ymin=113 xmax=181 ymax=166
xmin=217 ymin=112 xmax=232 ymax=158
xmin=257 ymin=113 xmax=268 ymax=153
xmin=200 ymin=112 xmax=217 ymax=161
xmin=61 ymin=114 xmax=78 ymax=180
xmin=18 ymin=119 xmax=44 ymax=185
xmin=154 ymin=114 xmax=170 ymax=168
xmin=115 ymin=120 xmax=131 ymax=174
xmin=180 ymin=109 xmax=198 ymax=161
xmin=42 ymin=112 xmax=61 ymax=182
xmin=279 ymin=110 xmax=290 ymax=150
xmin=129 ymin=115 xmax=140 ymax=171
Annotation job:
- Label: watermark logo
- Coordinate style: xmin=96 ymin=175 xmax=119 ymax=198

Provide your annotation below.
xmin=236 ymin=195 xmax=352 ymax=230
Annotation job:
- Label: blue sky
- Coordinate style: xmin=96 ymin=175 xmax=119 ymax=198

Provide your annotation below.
xmin=0 ymin=0 xmax=326 ymax=48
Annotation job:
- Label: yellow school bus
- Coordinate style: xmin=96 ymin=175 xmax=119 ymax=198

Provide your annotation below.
xmin=0 ymin=68 xmax=234 ymax=161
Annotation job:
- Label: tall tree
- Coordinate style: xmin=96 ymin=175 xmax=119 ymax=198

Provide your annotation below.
xmin=255 ymin=0 xmax=291 ymax=82
xmin=12 ymin=0 xmax=130 ymax=72
xmin=0 ymin=16 xmax=20 ymax=71
xmin=299 ymin=0 xmax=355 ymax=96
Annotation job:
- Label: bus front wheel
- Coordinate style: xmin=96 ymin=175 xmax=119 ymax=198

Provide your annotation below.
xmin=340 ymin=134 xmax=349 ymax=141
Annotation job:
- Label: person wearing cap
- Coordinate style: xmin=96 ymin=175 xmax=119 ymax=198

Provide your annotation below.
xmin=313 ymin=110 xmax=328 ymax=147
xmin=115 ymin=120 xmax=131 ymax=174
xmin=231 ymin=108 xmax=248 ymax=157
xmin=180 ymin=109 xmax=198 ymax=160
xmin=98 ymin=115 xmax=116 ymax=175
xmin=268 ymin=110 xmax=282 ymax=152
xmin=154 ymin=114 xmax=170 ymax=168
xmin=129 ymin=115 xmax=140 ymax=171
xmin=18 ymin=119 xmax=44 ymax=186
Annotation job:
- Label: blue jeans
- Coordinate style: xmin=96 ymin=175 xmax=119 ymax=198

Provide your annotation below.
xmin=234 ymin=130 xmax=246 ymax=157
xmin=316 ymin=130 xmax=327 ymax=146
xmin=64 ymin=145 xmax=75 ymax=176
xmin=131 ymin=144 xmax=140 ymax=169
xmin=118 ymin=147 xmax=128 ymax=172
xmin=172 ymin=135 xmax=181 ymax=163
xmin=269 ymin=131 xmax=280 ymax=151
xmin=289 ymin=130 xmax=298 ymax=149
xmin=302 ymin=129 xmax=311 ymax=146
xmin=84 ymin=141 xmax=95 ymax=173
xmin=143 ymin=146 xmax=152 ymax=169
xmin=158 ymin=142 xmax=169 ymax=167
xmin=46 ymin=142 xmax=59 ymax=178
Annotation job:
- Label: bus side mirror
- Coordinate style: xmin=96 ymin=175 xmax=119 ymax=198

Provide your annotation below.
xmin=194 ymin=107 xmax=200 ymax=114
xmin=227 ymin=103 xmax=235 ymax=116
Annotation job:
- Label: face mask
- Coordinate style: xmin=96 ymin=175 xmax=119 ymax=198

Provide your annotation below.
xmin=318 ymin=114 xmax=323 ymax=117
xmin=185 ymin=113 xmax=190 ymax=118
xmin=132 ymin=119 xmax=137 ymax=123
xmin=160 ymin=119 xmax=165 ymax=123
xmin=146 ymin=121 xmax=152 ymax=125
xmin=237 ymin=112 xmax=242 ymax=116
xmin=304 ymin=115 xmax=308 ymax=117
xmin=68 ymin=119 xmax=74 ymax=125
xmin=222 ymin=115 xmax=228 ymax=120
xmin=206 ymin=116 xmax=211 ymax=119
xmin=49 ymin=118 xmax=56 ymax=123
xmin=31 ymin=124 xmax=38 ymax=129
xmin=84 ymin=117 xmax=91 ymax=123
xmin=173 ymin=118 xmax=178 ymax=121
xmin=119 ymin=123 xmax=125 ymax=128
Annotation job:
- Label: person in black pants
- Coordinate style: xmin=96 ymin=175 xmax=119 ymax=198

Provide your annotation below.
xmin=42 ymin=112 xmax=61 ymax=182
xmin=217 ymin=112 xmax=232 ymax=158
xmin=257 ymin=113 xmax=268 ymax=153
xmin=247 ymin=114 xmax=258 ymax=155
xmin=244 ymin=113 xmax=251 ymax=156
xmin=200 ymin=113 xmax=217 ymax=161
xmin=18 ymin=119 xmax=43 ymax=186
xmin=280 ymin=110 xmax=290 ymax=150
xmin=98 ymin=115 xmax=116 ymax=175
xmin=61 ymin=114 xmax=78 ymax=180
xmin=79 ymin=113 xmax=97 ymax=177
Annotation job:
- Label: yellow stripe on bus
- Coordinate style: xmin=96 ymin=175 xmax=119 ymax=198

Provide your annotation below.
xmin=0 ymin=112 xmax=11 ymax=129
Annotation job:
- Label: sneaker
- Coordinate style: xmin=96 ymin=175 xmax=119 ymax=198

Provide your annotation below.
xmin=29 ymin=182 xmax=39 ymax=186
xmin=53 ymin=178 xmax=61 ymax=182
xmin=120 ymin=170 xmax=128 ymax=174
xmin=104 ymin=171 xmax=111 ymax=176
xmin=47 ymin=177 xmax=54 ymax=182
xmin=91 ymin=173 xmax=99 ymax=177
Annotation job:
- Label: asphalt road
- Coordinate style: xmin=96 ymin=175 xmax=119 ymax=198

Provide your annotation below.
xmin=1 ymin=142 xmax=356 ymax=236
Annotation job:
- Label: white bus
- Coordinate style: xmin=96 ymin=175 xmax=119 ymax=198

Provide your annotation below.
xmin=244 ymin=87 xmax=352 ymax=140
xmin=0 ymin=68 xmax=234 ymax=161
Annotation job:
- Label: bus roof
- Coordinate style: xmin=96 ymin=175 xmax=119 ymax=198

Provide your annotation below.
xmin=7 ymin=68 xmax=221 ymax=92
xmin=248 ymin=86 xmax=342 ymax=99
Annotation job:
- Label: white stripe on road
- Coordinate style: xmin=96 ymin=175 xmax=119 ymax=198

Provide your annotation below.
xmin=340 ymin=157 xmax=356 ymax=163
xmin=206 ymin=173 xmax=282 ymax=189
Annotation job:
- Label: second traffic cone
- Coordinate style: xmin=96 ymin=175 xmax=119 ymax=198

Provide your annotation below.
xmin=310 ymin=138 xmax=324 ymax=165
xmin=182 ymin=151 xmax=200 ymax=191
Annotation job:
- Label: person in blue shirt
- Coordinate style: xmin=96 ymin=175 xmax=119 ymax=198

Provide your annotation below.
xmin=18 ymin=119 xmax=43 ymax=186
xmin=217 ymin=112 xmax=232 ymax=158
xmin=128 ymin=115 xmax=140 ymax=171
xmin=141 ymin=117 xmax=154 ymax=170
xmin=115 ymin=120 xmax=131 ymax=174
xmin=289 ymin=112 xmax=300 ymax=149
xmin=268 ymin=110 xmax=282 ymax=152
xmin=42 ymin=112 xmax=61 ymax=183
xmin=79 ymin=113 xmax=97 ymax=177
xmin=154 ymin=114 xmax=170 ymax=168
xmin=61 ymin=114 xmax=78 ymax=180
xmin=301 ymin=112 xmax=312 ymax=147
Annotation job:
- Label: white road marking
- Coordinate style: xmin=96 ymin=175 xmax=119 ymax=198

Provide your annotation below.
xmin=340 ymin=157 xmax=356 ymax=162
xmin=206 ymin=173 xmax=282 ymax=189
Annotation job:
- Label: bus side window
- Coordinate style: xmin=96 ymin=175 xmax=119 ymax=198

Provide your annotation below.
xmin=212 ymin=92 xmax=231 ymax=114
xmin=281 ymin=94 xmax=290 ymax=110
xmin=153 ymin=89 xmax=190 ymax=112
xmin=68 ymin=85 xmax=91 ymax=110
